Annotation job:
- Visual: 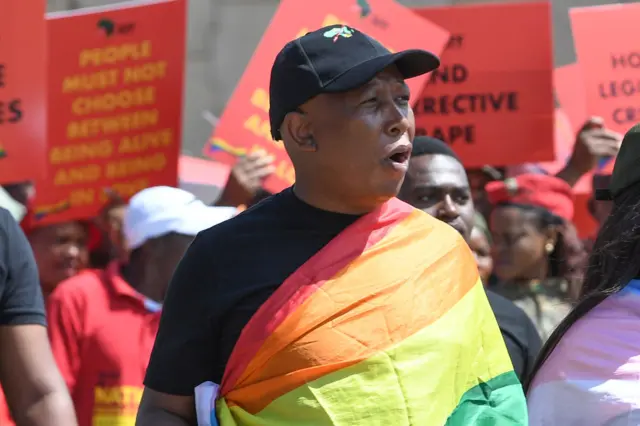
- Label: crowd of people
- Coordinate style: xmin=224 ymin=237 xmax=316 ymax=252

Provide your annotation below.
xmin=0 ymin=23 xmax=636 ymax=426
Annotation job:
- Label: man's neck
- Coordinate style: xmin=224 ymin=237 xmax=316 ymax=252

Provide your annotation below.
xmin=292 ymin=183 xmax=387 ymax=216
xmin=120 ymin=263 xmax=165 ymax=303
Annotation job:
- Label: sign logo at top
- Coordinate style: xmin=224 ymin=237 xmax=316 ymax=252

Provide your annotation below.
xmin=97 ymin=17 xmax=135 ymax=37
xmin=357 ymin=0 xmax=372 ymax=18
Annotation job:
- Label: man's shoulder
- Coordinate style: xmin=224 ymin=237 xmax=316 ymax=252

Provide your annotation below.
xmin=49 ymin=269 xmax=107 ymax=305
xmin=200 ymin=193 xmax=286 ymax=241
xmin=408 ymin=207 xmax=470 ymax=251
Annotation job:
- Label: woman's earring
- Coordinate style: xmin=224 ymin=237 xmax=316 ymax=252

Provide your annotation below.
xmin=545 ymin=242 xmax=555 ymax=254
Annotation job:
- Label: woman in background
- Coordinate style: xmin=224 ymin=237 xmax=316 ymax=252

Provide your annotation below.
xmin=469 ymin=212 xmax=542 ymax=383
xmin=486 ymin=174 xmax=587 ymax=340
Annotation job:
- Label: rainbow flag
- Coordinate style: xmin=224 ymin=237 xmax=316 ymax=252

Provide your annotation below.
xmin=207 ymin=138 xmax=248 ymax=157
xmin=33 ymin=199 xmax=71 ymax=220
xmin=198 ymin=198 xmax=526 ymax=425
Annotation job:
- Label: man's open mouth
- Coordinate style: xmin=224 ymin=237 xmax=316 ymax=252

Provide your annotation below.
xmin=386 ymin=145 xmax=412 ymax=164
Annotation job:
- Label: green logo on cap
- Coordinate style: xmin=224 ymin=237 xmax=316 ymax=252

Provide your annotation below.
xmin=323 ymin=26 xmax=354 ymax=42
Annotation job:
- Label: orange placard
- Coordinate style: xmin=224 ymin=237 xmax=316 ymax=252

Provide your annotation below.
xmin=33 ymin=0 xmax=186 ymax=225
xmin=554 ymin=64 xmax=587 ymax=133
xmin=571 ymin=3 xmax=640 ymax=134
xmin=414 ymin=2 xmax=554 ymax=167
xmin=0 ymin=1 xmax=47 ymax=184
xmin=204 ymin=0 xmax=449 ymax=193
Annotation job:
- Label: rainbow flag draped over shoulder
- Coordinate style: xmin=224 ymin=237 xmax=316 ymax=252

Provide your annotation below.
xmin=197 ymin=198 xmax=527 ymax=425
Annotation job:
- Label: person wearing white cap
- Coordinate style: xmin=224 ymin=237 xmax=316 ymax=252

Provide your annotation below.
xmin=45 ymin=187 xmax=235 ymax=426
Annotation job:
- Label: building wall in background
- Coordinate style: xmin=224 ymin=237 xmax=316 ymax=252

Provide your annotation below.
xmin=47 ymin=0 xmax=629 ymax=156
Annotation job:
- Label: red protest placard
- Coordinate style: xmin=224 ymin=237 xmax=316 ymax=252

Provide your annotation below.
xmin=33 ymin=0 xmax=186 ymax=226
xmin=0 ymin=1 xmax=47 ymax=184
xmin=204 ymin=0 xmax=449 ymax=193
xmin=554 ymin=64 xmax=587 ymax=133
xmin=571 ymin=3 xmax=640 ymax=135
xmin=414 ymin=2 xmax=554 ymax=167
xmin=538 ymin=109 xmax=596 ymax=238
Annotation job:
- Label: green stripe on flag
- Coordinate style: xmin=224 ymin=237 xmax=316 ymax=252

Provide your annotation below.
xmin=445 ymin=371 xmax=527 ymax=425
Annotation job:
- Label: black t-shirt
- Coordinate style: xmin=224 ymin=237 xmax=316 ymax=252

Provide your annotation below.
xmin=0 ymin=207 xmax=46 ymax=326
xmin=485 ymin=289 xmax=542 ymax=383
xmin=144 ymin=188 xmax=361 ymax=395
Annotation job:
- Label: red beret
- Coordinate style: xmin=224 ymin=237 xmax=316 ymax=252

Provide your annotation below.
xmin=485 ymin=174 xmax=574 ymax=221
xmin=20 ymin=205 xmax=103 ymax=251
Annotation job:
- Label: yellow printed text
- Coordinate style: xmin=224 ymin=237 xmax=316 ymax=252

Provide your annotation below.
xmin=104 ymin=178 xmax=150 ymax=201
xmin=118 ymin=129 xmax=173 ymax=154
xmin=67 ymin=109 xmax=159 ymax=140
xmin=49 ymin=140 xmax=113 ymax=165
xmin=54 ymin=164 xmax=101 ymax=186
xmin=72 ymin=86 xmax=156 ymax=116
xmin=94 ymin=385 xmax=143 ymax=407
xmin=80 ymin=41 xmax=152 ymax=67
xmin=250 ymin=88 xmax=269 ymax=113
xmin=122 ymin=61 xmax=168 ymax=85
xmin=105 ymin=152 xmax=167 ymax=180
xmin=243 ymin=114 xmax=284 ymax=150
xmin=62 ymin=69 xmax=119 ymax=93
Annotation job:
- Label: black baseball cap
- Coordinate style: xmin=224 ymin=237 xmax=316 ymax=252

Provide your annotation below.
xmin=268 ymin=24 xmax=440 ymax=140
xmin=595 ymin=123 xmax=640 ymax=201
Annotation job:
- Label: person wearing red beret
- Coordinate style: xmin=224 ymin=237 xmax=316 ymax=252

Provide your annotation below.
xmin=486 ymin=174 xmax=587 ymax=340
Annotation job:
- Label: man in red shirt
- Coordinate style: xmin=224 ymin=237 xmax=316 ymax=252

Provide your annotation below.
xmin=46 ymin=187 xmax=236 ymax=426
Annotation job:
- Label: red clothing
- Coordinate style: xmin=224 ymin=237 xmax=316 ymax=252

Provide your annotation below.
xmin=47 ymin=262 xmax=160 ymax=426
xmin=0 ymin=387 xmax=14 ymax=426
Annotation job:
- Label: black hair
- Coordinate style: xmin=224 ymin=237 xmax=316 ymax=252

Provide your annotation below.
xmin=498 ymin=202 xmax=587 ymax=286
xmin=524 ymin=184 xmax=640 ymax=392
xmin=411 ymin=136 xmax=461 ymax=161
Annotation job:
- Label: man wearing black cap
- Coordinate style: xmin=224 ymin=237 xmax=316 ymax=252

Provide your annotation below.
xmin=137 ymin=25 xmax=525 ymax=425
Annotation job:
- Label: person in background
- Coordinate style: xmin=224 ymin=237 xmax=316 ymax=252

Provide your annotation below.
xmin=215 ymin=149 xmax=275 ymax=208
xmin=469 ymin=213 xmax=493 ymax=284
xmin=398 ymin=135 xmax=542 ymax=383
xmin=46 ymin=187 xmax=236 ymax=426
xmin=138 ymin=26 xmax=525 ymax=426
xmin=466 ymin=165 xmax=504 ymax=220
xmin=555 ymin=116 xmax=622 ymax=188
xmin=2 ymin=182 xmax=35 ymax=208
xmin=25 ymin=221 xmax=90 ymax=299
xmin=0 ymin=207 xmax=77 ymax=426
xmin=486 ymin=174 xmax=587 ymax=340
xmin=526 ymin=124 xmax=640 ymax=426
xmin=90 ymin=190 xmax=128 ymax=268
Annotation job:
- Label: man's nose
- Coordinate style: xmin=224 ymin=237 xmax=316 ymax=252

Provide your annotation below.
xmin=384 ymin=104 xmax=410 ymax=138
xmin=438 ymin=195 xmax=459 ymax=218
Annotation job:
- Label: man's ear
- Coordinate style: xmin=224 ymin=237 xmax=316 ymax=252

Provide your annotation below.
xmin=281 ymin=111 xmax=317 ymax=153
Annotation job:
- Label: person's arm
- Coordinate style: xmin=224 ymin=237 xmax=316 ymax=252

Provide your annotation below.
xmin=136 ymin=233 xmax=219 ymax=426
xmin=0 ymin=210 xmax=77 ymax=426
xmin=0 ymin=325 xmax=77 ymax=426
xmin=555 ymin=117 xmax=621 ymax=187
xmin=216 ymin=150 xmax=274 ymax=207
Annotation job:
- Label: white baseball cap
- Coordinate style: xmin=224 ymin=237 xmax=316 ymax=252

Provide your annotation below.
xmin=124 ymin=186 xmax=237 ymax=250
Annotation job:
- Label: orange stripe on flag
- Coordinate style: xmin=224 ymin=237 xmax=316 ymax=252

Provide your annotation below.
xmin=221 ymin=198 xmax=414 ymax=393
xmin=225 ymin=210 xmax=479 ymax=414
